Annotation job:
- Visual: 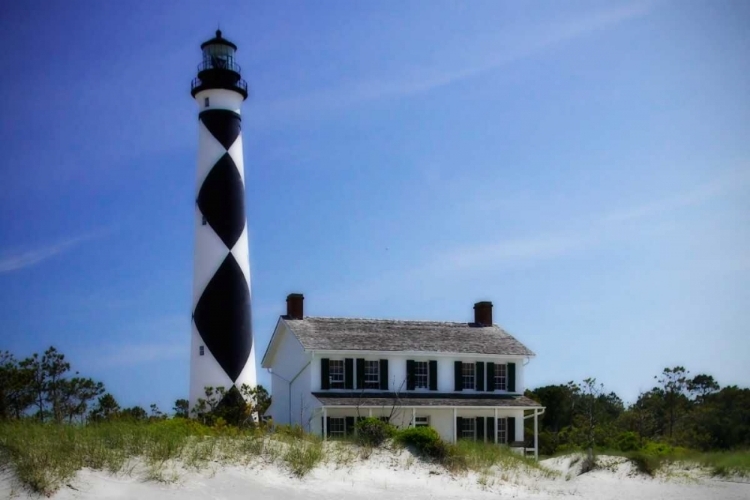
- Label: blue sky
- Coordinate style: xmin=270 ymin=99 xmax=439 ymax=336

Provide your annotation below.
xmin=0 ymin=0 xmax=748 ymax=411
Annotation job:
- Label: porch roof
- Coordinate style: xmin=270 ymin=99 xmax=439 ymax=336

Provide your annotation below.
xmin=312 ymin=392 xmax=542 ymax=408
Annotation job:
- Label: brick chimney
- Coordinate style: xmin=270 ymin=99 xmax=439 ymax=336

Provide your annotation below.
xmin=286 ymin=293 xmax=304 ymax=319
xmin=473 ymin=301 xmax=493 ymax=326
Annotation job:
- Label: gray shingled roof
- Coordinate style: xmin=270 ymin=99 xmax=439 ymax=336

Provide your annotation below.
xmin=312 ymin=392 xmax=541 ymax=408
xmin=284 ymin=317 xmax=535 ymax=356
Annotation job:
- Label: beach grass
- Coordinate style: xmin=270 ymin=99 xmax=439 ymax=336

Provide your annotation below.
xmin=691 ymin=450 xmax=750 ymax=477
xmin=447 ymin=439 xmax=553 ymax=476
xmin=591 ymin=446 xmax=750 ymax=477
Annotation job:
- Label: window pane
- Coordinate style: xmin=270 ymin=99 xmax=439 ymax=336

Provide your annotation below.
xmin=497 ymin=417 xmax=507 ymax=443
xmin=461 ymin=417 xmax=475 ymax=439
xmin=414 ymin=361 xmax=428 ymax=388
xmin=330 ymin=417 xmax=345 ymax=437
xmin=495 ymin=364 xmax=507 ymax=391
xmin=329 ymin=360 xmax=344 ymax=389
xmin=462 ymin=363 xmax=475 ymax=390
xmin=364 ymin=360 xmax=380 ymax=389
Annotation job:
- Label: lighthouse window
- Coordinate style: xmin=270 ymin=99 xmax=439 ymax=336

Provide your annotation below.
xmin=204 ymin=97 xmax=209 ymax=108
xmin=199 ymin=346 xmax=205 ymax=356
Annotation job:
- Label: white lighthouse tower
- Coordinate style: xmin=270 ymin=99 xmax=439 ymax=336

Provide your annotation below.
xmin=189 ymin=30 xmax=256 ymax=408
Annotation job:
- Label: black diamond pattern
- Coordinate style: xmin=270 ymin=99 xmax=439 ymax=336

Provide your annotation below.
xmin=200 ymin=109 xmax=241 ymax=150
xmin=197 ymin=153 xmax=246 ymax=248
xmin=194 ymin=254 xmax=252 ymax=382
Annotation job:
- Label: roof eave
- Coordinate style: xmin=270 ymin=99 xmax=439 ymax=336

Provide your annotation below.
xmin=304 ymin=348 xmax=535 ymax=358
xmin=260 ymin=317 xmax=286 ymax=368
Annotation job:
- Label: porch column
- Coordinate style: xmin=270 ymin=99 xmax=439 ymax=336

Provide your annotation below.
xmin=534 ymin=408 xmax=539 ymax=460
xmin=494 ymin=408 xmax=498 ymax=444
xmin=368 ymin=408 xmax=372 ymax=418
xmin=412 ymin=408 xmax=416 ymax=428
xmin=453 ymin=408 xmax=457 ymax=443
xmin=323 ymin=407 xmax=328 ymax=442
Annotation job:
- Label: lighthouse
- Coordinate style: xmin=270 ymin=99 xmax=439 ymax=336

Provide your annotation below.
xmin=189 ymin=30 xmax=256 ymax=408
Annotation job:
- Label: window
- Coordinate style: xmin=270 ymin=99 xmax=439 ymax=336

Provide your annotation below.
xmin=199 ymin=345 xmax=204 ymax=356
xmin=414 ymin=416 xmax=429 ymax=427
xmin=378 ymin=416 xmax=390 ymax=423
xmin=414 ymin=361 xmax=429 ymax=389
xmin=497 ymin=417 xmax=507 ymax=444
xmin=204 ymin=97 xmax=210 ymax=107
xmin=494 ymin=364 xmax=507 ymax=391
xmin=329 ymin=417 xmax=345 ymax=438
xmin=461 ymin=417 xmax=475 ymax=439
xmin=329 ymin=360 xmax=344 ymax=389
xmin=462 ymin=363 xmax=475 ymax=390
xmin=364 ymin=360 xmax=380 ymax=389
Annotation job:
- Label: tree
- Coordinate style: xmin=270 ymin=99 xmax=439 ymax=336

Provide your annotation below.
xmin=60 ymin=377 xmax=105 ymax=423
xmin=628 ymin=389 xmax=662 ymax=444
xmin=149 ymin=403 xmax=167 ymax=420
xmin=173 ymin=399 xmax=189 ymax=418
xmin=570 ymin=378 xmax=605 ymax=455
xmin=0 ymin=351 xmax=34 ymax=420
xmin=20 ymin=353 xmax=46 ymax=421
xmin=90 ymin=393 xmax=120 ymax=421
xmin=191 ymin=386 xmax=225 ymax=425
xmin=42 ymin=347 xmax=71 ymax=423
xmin=240 ymin=384 xmax=271 ymax=417
xmin=525 ymin=384 xmax=575 ymax=432
xmin=654 ymin=366 xmax=690 ymax=438
xmin=688 ymin=374 xmax=719 ymax=402
xmin=121 ymin=406 xmax=148 ymax=421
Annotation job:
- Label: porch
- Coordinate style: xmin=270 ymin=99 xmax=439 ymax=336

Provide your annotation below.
xmin=312 ymin=393 xmax=544 ymax=459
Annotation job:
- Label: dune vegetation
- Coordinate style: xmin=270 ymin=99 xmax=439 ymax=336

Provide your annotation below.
xmin=0 ymin=418 xmax=551 ymax=496
xmin=2 ymin=347 xmax=749 ymax=496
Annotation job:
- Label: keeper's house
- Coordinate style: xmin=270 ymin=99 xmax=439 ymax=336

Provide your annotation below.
xmin=261 ymin=294 xmax=544 ymax=456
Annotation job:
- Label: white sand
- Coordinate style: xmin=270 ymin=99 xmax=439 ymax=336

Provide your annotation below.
xmin=1 ymin=451 xmax=747 ymax=500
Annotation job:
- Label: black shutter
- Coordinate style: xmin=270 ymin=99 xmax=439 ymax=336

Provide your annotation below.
xmin=487 ymin=417 xmax=495 ymax=442
xmin=508 ymin=417 xmax=516 ymax=444
xmin=346 ymin=416 xmax=355 ymax=436
xmin=379 ymin=359 xmax=389 ymax=390
xmin=429 ymin=360 xmax=438 ymax=391
xmin=508 ymin=363 xmax=516 ymax=392
xmin=356 ymin=358 xmax=365 ymax=389
xmin=486 ymin=362 xmax=495 ymax=392
xmin=326 ymin=416 xmax=331 ymax=437
xmin=476 ymin=362 xmax=485 ymax=392
xmin=344 ymin=358 xmax=354 ymax=389
xmin=456 ymin=416 xmax=463 ymax=439
xmin=406 ymin=360 xmax=415 ymax=390
xmin=454 ymin=361 xmax=463 ymax=391
xmin=321 ymin=358 xmax=330 ymax=390
xmin=476 ymin=416 xmax=484 ymax=441
xmin=321 ymin=416 xmax=324 ymax=438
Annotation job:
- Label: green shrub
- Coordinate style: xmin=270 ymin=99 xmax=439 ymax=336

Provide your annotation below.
xmin=615 ymin=432 xmax=641 ymax=452
xmin=630 ymin=451 xmax=662 ymax=476
xmin=354 ymin=417 xmax=395 ymax=447
xmin=283 ymin=440 xmax=323 ymax=477
xmin=274 ymin=424 xmax=307 ymax=440
xmin=395 ymin=427 xmax=446 ymax=460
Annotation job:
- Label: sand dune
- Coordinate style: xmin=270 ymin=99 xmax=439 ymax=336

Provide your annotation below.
xmin=1 ymin=451 xmax=747 ymax=499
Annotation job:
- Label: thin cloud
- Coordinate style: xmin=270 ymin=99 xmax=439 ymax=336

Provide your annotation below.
xmin=429 ymin=234 xmax=591 ymax=272
xmin=431 ymin=171 xmax=748 ymax=273
xmin=79 ymin=315 xmax=187 ymax=370
xmin=86 ymin=342 xmax=186 ymax=370
xmin=260 ymin=2 xmax=652 ymax=120
xmin=604 ymin=169 xmax=750 ymax=223
xmin=0 ymin=231 xmax=108 ymax=274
